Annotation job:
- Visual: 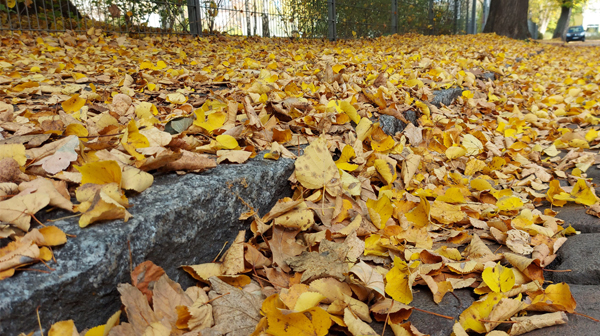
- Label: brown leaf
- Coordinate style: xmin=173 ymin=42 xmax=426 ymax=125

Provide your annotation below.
xmin=285 ymin=240 xmax=348 ymax=282
xmin=152 ymin=274 xmax=193 ymax=325
xmin=221 ymin=230 xmax=246 ymax=275
xmin=267 ymin=226 xmax=304 ymax=272
xmin=207 ymin=277 xmax=263 ymax=336
xmin=131 ymin=260 xmax=166 ymax=304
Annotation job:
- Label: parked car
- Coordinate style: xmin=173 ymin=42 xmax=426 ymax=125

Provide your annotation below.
xmin=566 ymin=26 xmax=586 ymax=42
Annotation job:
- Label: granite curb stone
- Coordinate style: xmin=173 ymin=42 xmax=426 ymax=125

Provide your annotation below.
xmin=0 ymin=154 xmax=295 ymax=335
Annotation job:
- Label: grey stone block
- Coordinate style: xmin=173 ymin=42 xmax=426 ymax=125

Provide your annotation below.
xmin=554 ymin=204 xmax=600 ymax=233
xmin=519 ymin=285 xmax=600 ymax=336
xmin=431 ymin=87 xmax=464 ymax=108
xmin=546 ymin=234 xmax=600 ymax=285
xmin=378 ymin=110 xmax=418 ymax=136
xmin=0 ymin=154 xmax=295 ymax=336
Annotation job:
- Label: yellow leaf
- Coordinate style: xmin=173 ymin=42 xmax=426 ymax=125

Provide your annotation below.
xmin=585 ymin=129 xmax=598 ymax=142
xmin=77 ymin=186 xmax=131 ymax=227
xmin=529 ymin=283 xmax=576 ymax=313
xmin=462 ymin=134 xmax=483 ymax=156
xmin=121 ymin=120 xmax=149 ymax=161
xmin=194 ymin=109 xmax=226 ymax=132
xmin=263 ymin=294 xmax=331 ymax=336
xmin=543 ymin=144 xmax=560 ymax=157
xmin=121 ymin=166 xmax=153 ymax=193
xmin=374 ymin=159 xmax=396 ymax=185
xmin=436 ymin=187 xmax=466 ymax=204
xmin=85 ymin=325 xmax=105 ymax=336
xmin=571 ymin=178 xmax=598 ymax=206
xmin=546 ymin=180 xmax=567 ymax=207
xmin=415 ymin=100 xmax=430 ymax=116
xmin=48 ymin=320 xmax=78 ymax=336
xmin=335 ymin=145 xmax=359 ymax=171
xmin=135 ymin=102 xmax=158 ymax=120
xmin=339 ymin=100 xmax=361 ymax=123
xmin=405 ymin=197 xmax=429 ymax=227
xmin=0 ymin=144 xmax=27 ymax=166
xmin=62 ymin=94 xmax=86 ymax=113
xmin=430 ymin=200 xmax=465 ymax=224
xmin=462 ymin=90 xmax=474 ymax=99
xmin=496 ymin=195 xmax=523 ymax=211
xmin=332 ymin=64 xmax=346 ymax=74
xmin=216 ymin=134 xmax=239 ymax=150
xmin=459 ymin=293 xmax=504 ymax=333
xmin=371 ymin=134 xmax=395 ymax=152
xmin=65 ymin=123 xmax=89 ymax=138
xmin=75 ymin=160 xmax=122 ymax=185
xmin=364 ymin=234 xmax=389 ymax=257
xmin=446 ymin=146 xmax=466 ymax=160
xmin=385 ymin=257 xmax=415 ymax=304
xmin=470 ymin=178 xmax=493 ymax=191
xmin=140 ymin=61 xmax=153 ymax=69
xmin=464 ymin=158 xmax=486 ymax=176
xmin=356 ymin=118 xmax=374 ymax=141
xmin=294 ymin=137 xmax=341 ymax=196
xmin=154 ymin=60 xmax=167 ymax=70
xmin=274 ymin=203 xmax=315 ymax=231
xmin=7 ymin=0 xmax=15 ymax=8
xmin=367 ymin=195 xmax=392 ymax=229
xmin=293 ymin=292 xmax=326 ymax=312
xmin=482 ymin=263 xmax=515 ymax=293
xmin=166 ymin=93 xmax=188 ymax=104
xmin=39 ymin=226 xmax=67 ymax=246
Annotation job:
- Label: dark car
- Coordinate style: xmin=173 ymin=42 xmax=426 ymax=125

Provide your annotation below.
xmin=566 ymin=26 xmax=585 ymax=42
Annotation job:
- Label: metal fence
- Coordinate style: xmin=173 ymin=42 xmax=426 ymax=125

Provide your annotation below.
xmin=0 ymin=0 xmax=481 ymax=38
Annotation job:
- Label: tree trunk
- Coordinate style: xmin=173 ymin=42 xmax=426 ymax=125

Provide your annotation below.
xmin=483 ymin=0 xmax=530 ymax=39
xmin=553 ymin=4 xmax=571 ymax=39
xmin=245 ymin=0 xmax=251 ymax=36
xmin=539 ymin=7 xmax=552 ymax=35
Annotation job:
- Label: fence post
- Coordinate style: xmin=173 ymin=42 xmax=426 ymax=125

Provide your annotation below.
xmin=391 ymin=0 xmax=398 ymax=35
xmin=187 ymin=0 xmax=203 ymax=36
xmin=327 ymin=0 xmax=336 ymax=41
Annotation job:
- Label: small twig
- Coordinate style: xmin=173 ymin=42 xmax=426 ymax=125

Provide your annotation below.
xmin=213 ymin=241 xmax=229 ymax=263
xmin=31 ymin=214 xmax=46 ymax=227
xmin=382 ymin=300 xmax=393 ymax=336
xmin=450 ymin=291 xmax=462 ymax=307
xmin=36 ymin=306 xmax=44 ymax=336
xmin=479 ymin=319 xmax=518 ymax=324
xmin=128 ymin=239 xmax=133 ymax=274
xmin=412 ymin=307 xmax=453 ymax=320
xmin=543 ymin=269 xmax=572 ymax=272
xmin=202 ymin=292 xmax=230 ymax=305
xmin=251 ymin=273 xmax=289 ymax=288
xmin=253 ymin=266 xmax=265 ymax=290
xmin=571 ymin=311 xmax=600 ymax=322
xmin=48 ymin=214 xmax=82 ymax=222
xmin=20 ymin=268 xmax=51 ymax=274
xmin=36 ymin=257 xmax=55 ymax=272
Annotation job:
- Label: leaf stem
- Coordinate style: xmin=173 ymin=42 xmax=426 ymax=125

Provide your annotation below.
xmin=412 ymin=307 xmax=453 ymax=320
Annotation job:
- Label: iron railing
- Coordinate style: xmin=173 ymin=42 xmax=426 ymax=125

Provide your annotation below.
xmin=0 ymin=0 xmax=480 ymax=38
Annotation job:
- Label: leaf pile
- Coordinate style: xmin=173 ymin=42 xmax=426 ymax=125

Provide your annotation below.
xmin=4 ymin=31 xmax=600 ymax=335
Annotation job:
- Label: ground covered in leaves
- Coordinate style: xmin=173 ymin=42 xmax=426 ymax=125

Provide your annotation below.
xmin=2 ymin=30 xmax=600 ymax=336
